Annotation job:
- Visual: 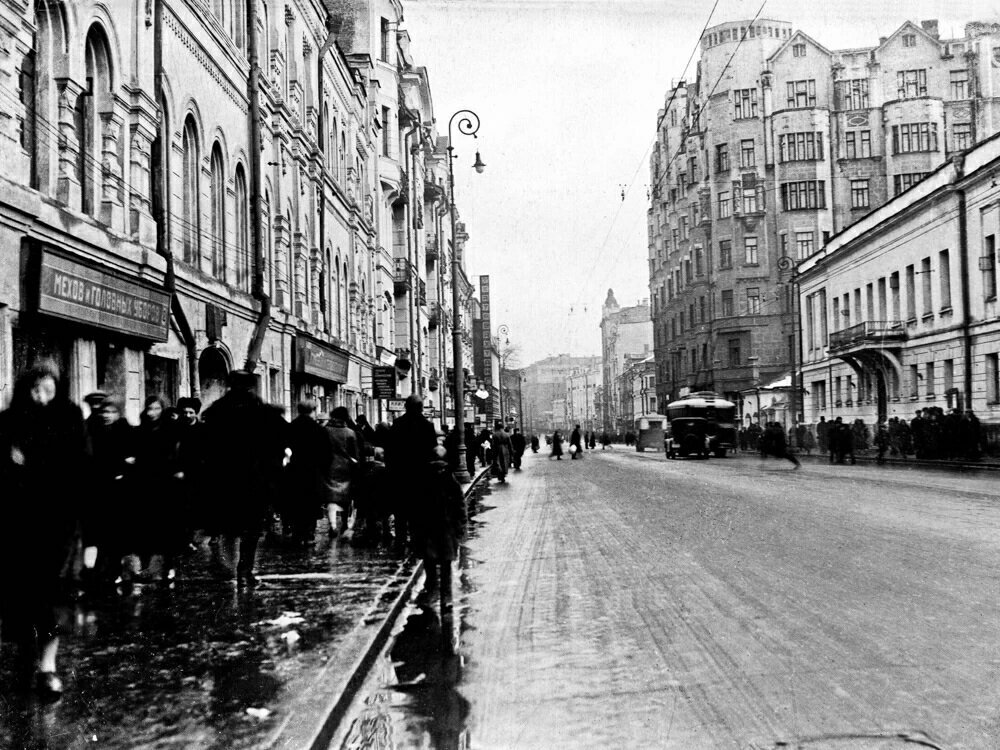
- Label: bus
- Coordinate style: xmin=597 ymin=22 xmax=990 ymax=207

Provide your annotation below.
xmin=664 ymin=392 xmax=738 ymax=459
xmin=633 ymin=414 xmax=667 ymax=452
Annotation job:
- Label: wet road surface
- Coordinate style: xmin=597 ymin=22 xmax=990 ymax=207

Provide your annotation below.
xmin=339 ymin=450 xmax=1000 ymax=749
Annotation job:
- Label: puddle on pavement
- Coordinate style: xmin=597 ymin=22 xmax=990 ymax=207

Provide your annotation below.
xmin=338 ymin=481 xmax=495 ymax=750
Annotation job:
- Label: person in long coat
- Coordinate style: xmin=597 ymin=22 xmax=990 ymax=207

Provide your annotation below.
xmin=175 ymin=396 xmax=206 ymax=550
xmin=325 ymin=406 xmax=359 ymax=538
xmin=385 ymin=395 xmax=439 ymax=546
xmin=0 ymin=364 xmax=87 ymax=700
xmin=130 ymin=395 xmax=181 ymax=580
xmin=491 ymin=422 xmax=513 ymax=482
xmin=83 ymin=395 xmax=134 ymax=587
xmin=510 ymin=427 xmax=526 ymax=470
xmin=411 ymin=451 xmax=467 ymax=615
xmin=550 ymin=430 xmax=564 ymax=459
xmin=201 ymin=370 xmax=289 ymax=586
xmin=284 ymin=399 xmax=330 ymax=546
xmin=569 ymin=424 xmax=583 ymax=459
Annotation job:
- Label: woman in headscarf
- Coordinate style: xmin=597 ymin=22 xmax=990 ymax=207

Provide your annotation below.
xmin=0 ymin=364 xmax=86 ymax=700
xmin=324 ymin=406 xmax=359 ymax=538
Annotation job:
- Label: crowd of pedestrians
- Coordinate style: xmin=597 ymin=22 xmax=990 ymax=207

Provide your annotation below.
xmin=0 ymin=365 xmax=482 ymax=703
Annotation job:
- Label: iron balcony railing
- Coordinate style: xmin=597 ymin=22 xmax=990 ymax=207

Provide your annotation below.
xmin=393 ymin=258 xmax=412 ymax=295
xmin=828 ymin=320 xmax=906 ymax=350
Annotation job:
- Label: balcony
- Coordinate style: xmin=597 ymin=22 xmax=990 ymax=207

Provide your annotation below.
xmin=828 ymin=320 xmax=906 ymax=351
xmin=425 ymin=235 xmax=439 ymax=262
xmin=417 ymin=279 xmax=427 ymax=306
xmin=428 ymin=302 xmax=441 ymax=329
xmin=393 ymin=258 xmax=412 ymax=296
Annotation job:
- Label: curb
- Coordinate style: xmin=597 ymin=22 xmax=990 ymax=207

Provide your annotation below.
xmin=796 ymin=452 xmax=1000 ymax=472
xmin=267 ymin=467 xmax=493 ymax=750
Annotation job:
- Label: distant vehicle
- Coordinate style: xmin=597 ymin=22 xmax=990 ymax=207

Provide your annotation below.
xmin=633 ymin=415 xmax=666 ymax=452
xmin=664 ymin=392 xmax=737 ymax=459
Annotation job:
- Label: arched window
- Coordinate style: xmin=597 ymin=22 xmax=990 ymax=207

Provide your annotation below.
xmin=213 ymin=0 xmax=224 ymax=25
xmin=234 ymin=164 xmax=249 ymax=291
xmin=320 ymin=249 xmax=330 ymax=331
xmin=210 ymin=143 xmax=226 ymax=280
xmin=151 ymin=95 xmax=169 ymax=245
xmin=323 ymin=105 xmax=331 ymax=170
xmin=263 ymin=189 xmax=273 ymax=298
xmin=339 ymin=132 xmax=346 ymax=185
xmin=339 ymin=255 xmax=348 ymax=337
xmin=284 ymin=16 xmax=294 ymax=98
xmin=259 ymin=1 xmax=269 ymax=67
xmin=333 ymin=256 xmax=341 ymax=337
xmin=20 ymin=46 xmax=36 ymax=187
xmin=31 ymin=0 xmax=70 ymax=196
xmin=233 ymin=0 xmax=245 ymax=52
xmin=181 ymin=116 xmax=199 ymax=264
xmin=79 ymin=26 xmax=113 ymax=216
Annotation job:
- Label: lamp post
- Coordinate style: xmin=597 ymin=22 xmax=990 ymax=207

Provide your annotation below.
xmin=778 ymin=255 xmax=801 ymax=441
xmin=495 ymin=323 xmax=509 ymax=426
xmin=448 ymin=109 xmax=484 ymax=483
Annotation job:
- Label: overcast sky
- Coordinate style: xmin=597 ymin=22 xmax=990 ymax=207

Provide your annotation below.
xmin=402 ymin=0 xmax=1000 ymax=367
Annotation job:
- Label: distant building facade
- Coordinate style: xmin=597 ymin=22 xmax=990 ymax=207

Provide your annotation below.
xmin=522 ymin=354 xmax=600 ymax=434
xmin=648 ymin=17 xmax=1000 ymax=415
xmin=599 ymin=289 xmax=653 ymax=433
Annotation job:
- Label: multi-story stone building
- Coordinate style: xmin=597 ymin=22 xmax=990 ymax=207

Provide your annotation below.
xmin=0 ymin=0 xmax=478 ymax=428
xmin=565 ymin=363 xmax=600 ymax=433
xmin=648 ymin=16 xmax=1000 ymax=415
xmin=521 ymin=354 xmax=600 ymax=434
xmin=599 ymin=289 xmax=652 ymax=433
xmin=798 ymin=132 xmax=1000 ymax=448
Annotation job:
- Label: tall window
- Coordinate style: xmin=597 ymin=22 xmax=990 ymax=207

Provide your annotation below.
xmin=905 ymin=264 xmax=916 ymax=320
xmin=844 ymin=130 xmax=872 ymax=159
xmin=744 ymin=236 xmax=758 ymax=265
xmin=742 ymin=187 xmax=758 ymax=214
xmin=734 ymin=88 xmax=758 ymax=119
xmin=718 ymin=191 xmax=731 ymax=218
xmin=694 ymin=247 xmax=704 ymax=276
xmin=949 ymin=69 xmax=968 ymax=100
xmin=79 ymin=27 xmax=113 ymax=216
xmin=984 ymin=234 xmax=997 ymax=300
xmin=836 ymin=78 xmax=869 ymax=110
xmin=892 ymin=122 xmax=938 ymax=154
xmin=182 ymin=116 xmax=200 ymax=264
xmin=921 ymin=256 xmax=932 ymax=316
xmin=850 ymin=179 xmax=870 ymax=209
xmin=786 ymin=79 xmax=817 ymax=108
xmin=795 ymin=231 xmax=814 ymax=260
xmin=894 ymin=173 xmax=927 ymax=195
xmin=938 ymin=249 xmax=951 ymax=310
xmin=380 ymin=17 xmax=391 ymax=62
xmin=746 ymin=287 xmax=761 ymax=314
xmin=740 ymin=139 xmax=755 ymax=168
xmin=792 ymin=43 xmax=806 ymax=57
xmin=902 ymin=33 xmax=916 ymax=47
xmin=234 ymin=165 xmax=250 ymax=291
xmin=716 ymin=143 xmax=729 ymax=172
xmin=721 ymin=290 xmax=734 ymax=317
xmin=381 ymin=106 xmax=391 ymax=157
xmin=324 ymin=105 xmax=333 ymax=169
xmin=779 ymin=132 xmax=823 ymax=162
xmin=897 ymin=69 xmax=927 ymax=99
xmin=987 ymin=353 xmax=1000 ymax=404
xmin=953 ymin=123 xmax=972 ymax=152
xmin=781 ymin=181 xmax=826 ymax=210
xmin=728 ymin=337 xmax=740 ymax=366
xmin=210 ymin=144 xmax=226 ymax=281
xmin=719 ymin=239 xmax=732 ymax=268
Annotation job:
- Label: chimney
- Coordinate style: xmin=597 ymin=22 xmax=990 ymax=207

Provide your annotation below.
xmin=921 ymin=19 xmax=940 ymax=39
xmin=879 ymin=36 xmax=887 ymax=46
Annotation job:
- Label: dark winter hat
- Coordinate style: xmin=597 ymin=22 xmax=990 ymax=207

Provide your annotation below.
xmin=331 ymin=405 xmax=351 ymax=422
xmin=226 ymin=370 xmax=257 ymax=392
xmin=84 ymin=390 xmax=109 ymax=408
xmin=177 ymin=396 xmax=202 ymax=414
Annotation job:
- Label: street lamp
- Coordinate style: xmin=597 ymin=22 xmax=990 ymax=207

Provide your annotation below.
xmin=448 ymin=109 xmax=483 ymax=482
xmin=495 ymin=323 xmax=510 ymax=425
xmin=777 ymin=255 xmax=802 ymax=440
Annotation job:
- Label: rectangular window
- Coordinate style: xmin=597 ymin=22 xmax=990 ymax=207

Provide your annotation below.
xmin=988 ymin=353 xmax=1000 ymax=404
xmin=734 ymin=88 xmax=758 ymax=119
xmin=779 ymin=132 xmax=824 ymax=162
xmin=925 ymin=362 xmax=935 ymax=397
xmin=744 ymin=236 xmax=758 ymax=265
xmin=718 ymin=191 xmax=731 ymax=218
xmin=722 ymin=290 xmax=734 ymax=317
xmin=877 ymin=277 xmax=887 ymax=319
xmin=728 ymin=337 xmax=741 ymax=366
xmin=672 ymin=228 xmax=679 ymax=248
xmin=699 ymin=296 xmax=706 ymax=321
xmin=716 ymin=143 xmax=730 ymax=172
xmin=695 ymin=247 xmax=704 ymax=276
xmin=950 ymin=69 xmax=969 ymax=100
xmin=890 ymin=271 xmax=901 ymax=319
xmin=837 ymin=78 xmax=870 ymax=110
xmin=943 ymin=359 xmax=954 ymax=394
xmin=897 ymin=69 xmax=928 ymax=99
xmin=921 ymin=256 xmax=933 ymax=316
xmin=381 ymin=106 xmax=391 ymax=157
xmin=786 ymin=79 xmax=817 ymax=108
xmin=894 ymin=173 xmax=927 ymax=195
xmin=984 ymin=234 xmax=997 ymax=300
xmin=740 ymin=139 xmax=755 ymax=168
xmin=742 ymin=188 xmax=758 ymax=214
xmin=939 ymin=249 xmax=952 ymax=310
xmin=902 ymin=33 xmax=916 ymax=47
xmin=850 ymin=179 xmax=870 ymax=208
xmin=719 ymin=239 xmax=732 ymax=268
xmin=780 ymin=181 xmax=827 ymax=210
xmin=793 ymin=43 xmax=806 ymax=57
xmin=892 ymin=122 xmax=938 ymax=154
xmin=953 ymin=123 xmax=972 ymax=152
xmin=905 ymin=264 xmax=916 ymax=320
xmin=909 ymin=364 xmax=920 ymax=398
xmin=795 ymin=231 xmax=814 ymax=260
xmin=746 ymin=287 xmax=761 ymax=315
xmin=380 ymin=17 xmax=391 ymax=62
xmin=680 ymin=216 xmax=689 ymax=239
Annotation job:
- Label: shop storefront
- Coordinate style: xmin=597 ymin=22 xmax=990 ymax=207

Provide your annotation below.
xmin=14 ymin=244 xmax=173 ymax=421
xmin=292 ymin=335 xmax=350 ymax=416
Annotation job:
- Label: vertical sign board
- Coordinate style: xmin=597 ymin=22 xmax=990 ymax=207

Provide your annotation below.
xmin=479 ymin=275 xmax=492 ymax=419
xmin=371 ymin=365 xmax=396 ymax=400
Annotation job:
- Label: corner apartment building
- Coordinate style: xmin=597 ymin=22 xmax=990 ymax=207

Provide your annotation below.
xmin=599 ymin=288 xmax=652 ymax=433
xmin=798 ymin=133 xmax=1000 ymax=442
xmin=648 ymin=16 xmax=1000 ymax=414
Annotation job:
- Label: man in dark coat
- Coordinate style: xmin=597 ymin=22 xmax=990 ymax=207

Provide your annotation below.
xmin=569 ymin=424 xmax=583 ymax=459
xmin=385 ymin=394 xmax=439 ymax=547
xmin=175 ymin=396 xmax=206 ymax=550
xmin=284 ymin=399 xmax=329 ymax=546
xmin=201 ymin=370 xmax=288 ymax=587
xmin=510 ymin=427 xmax=526 ymax=470
xmin=816 ymin=415 xmax=829 ymax=454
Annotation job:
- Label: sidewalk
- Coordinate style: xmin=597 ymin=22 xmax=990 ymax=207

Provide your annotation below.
xmin=0 ymin=469 xmax=491 ymax=750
